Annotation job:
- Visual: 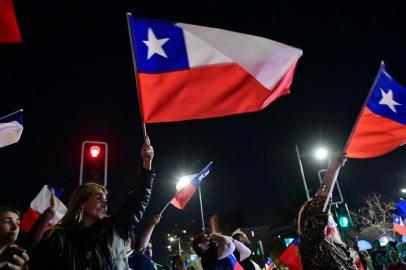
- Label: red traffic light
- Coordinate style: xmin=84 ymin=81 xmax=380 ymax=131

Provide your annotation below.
xmin=90 ymin=145 xmax=101 ymax=158
xmin=80 ymin=141 xmax=108 ymax=186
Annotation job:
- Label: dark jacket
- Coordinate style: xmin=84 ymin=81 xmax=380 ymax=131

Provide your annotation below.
xmin=30 ymin=167 xmax=155 ymax=270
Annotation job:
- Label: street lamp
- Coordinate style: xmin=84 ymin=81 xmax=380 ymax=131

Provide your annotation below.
xmin=295 ymin=145 xmax=329 ymax=200
xmin=401 ymin=189 xmax=406 ymax=194
xmin=168 ymin=235 xmax=182 ymax=255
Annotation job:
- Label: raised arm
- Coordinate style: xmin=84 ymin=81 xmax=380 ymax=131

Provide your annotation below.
xmin=135 ymin=214 xmax=161 ymax=253
xmin=299 ymin=152 xmax=347 ymax=243
xmin=211 ymin=234 xmax=235 ymax=260
xmin=232 ymin=238 xmax=251 ymax=261
xmin=114 ymin=137 xmax=155 ymax=232
xmin=25 ymin=189 xmax=57 ymax=250
xmin=315 ymin=151 xmax=347 ymax=198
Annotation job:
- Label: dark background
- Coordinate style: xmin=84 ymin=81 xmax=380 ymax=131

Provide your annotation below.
xmin=1 ymin=0 xmax=406 ymax=264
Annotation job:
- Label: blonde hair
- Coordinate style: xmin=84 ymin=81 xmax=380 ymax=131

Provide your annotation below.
xmin=55 ymin=183 xmax=108 ymax=231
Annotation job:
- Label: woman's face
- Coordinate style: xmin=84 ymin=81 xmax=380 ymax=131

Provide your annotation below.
xmin=82 ymin=192 xmax=107 ymax=222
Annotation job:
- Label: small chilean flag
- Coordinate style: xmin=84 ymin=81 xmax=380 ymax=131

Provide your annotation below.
xmin=170 ymin=162 xmax=213 ymax=209
xmin=20 ymin=185 xmax=67 ymax=232
xmin=265 ymin=257 xmax=277 ymax=270
xmin=394 ymin=214 xmax=406 ymax=236
xmin=127 ymin=14 xmax=302 ymax=123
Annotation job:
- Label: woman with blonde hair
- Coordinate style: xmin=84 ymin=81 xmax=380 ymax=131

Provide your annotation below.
xmin=30 ymin=138 xmax=155 ymax=270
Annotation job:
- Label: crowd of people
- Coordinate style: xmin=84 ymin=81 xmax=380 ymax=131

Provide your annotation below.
xmin=0 ymin=139 xmax=404 ymax=270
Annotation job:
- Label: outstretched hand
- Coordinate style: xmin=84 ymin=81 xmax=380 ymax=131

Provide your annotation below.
xmin=141 ymin=136 xmax=154 ymax=170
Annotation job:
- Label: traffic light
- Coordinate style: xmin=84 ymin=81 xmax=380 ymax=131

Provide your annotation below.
xmin=254 ymin=240 xmax=264 ymax=259
xmin=334 ymin=203 xmax=353 ymax=231
xmin=79 ymin=141 xmax=108 ymax=186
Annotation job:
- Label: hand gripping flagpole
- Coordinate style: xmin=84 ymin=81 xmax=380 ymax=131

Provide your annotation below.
xmin=322 ymin=61 xmax=385 ymax=212
xmin=126 ymin=13 xmax=148 ymax=140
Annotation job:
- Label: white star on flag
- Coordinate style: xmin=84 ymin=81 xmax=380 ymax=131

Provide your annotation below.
xmin=142 ymin=28 xmax=169 ymax=60
xmin=379 ymin=88 xmax=401 ymax=113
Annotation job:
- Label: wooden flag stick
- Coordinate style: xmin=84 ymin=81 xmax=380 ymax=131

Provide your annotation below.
xmin=343 ymin=61 xmax=385 ymax=152
xmin=159 ymin=200 xmax=172 ymax=216
xmin=126 ymin=12 xmax=147 ymax=139
xmin=0 ymin=109 xmax=23 ymax=121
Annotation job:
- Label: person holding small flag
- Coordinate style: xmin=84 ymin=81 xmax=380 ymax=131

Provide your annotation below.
xmin=0 ymin=207 xmax=29 ymax=270
xmin=298 ymin=152 xmax=358 ymax=270
xmin=192 ymin=233 xmax=250 ymax=270
xmin=127 ymin=214 xmax=162 ymax=270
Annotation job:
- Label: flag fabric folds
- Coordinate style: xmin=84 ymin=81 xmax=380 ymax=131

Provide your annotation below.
xmin=20 ymin=185 xmax=67 ymax=232
xmin=0 ymin=0 xmax=22 ymax=43
xmin=170 ymin=161 xmax=213 ymax=209
xmin=0 ymin=109 xmax=23 ymax=149
xmin=346 ymin=65 xmax=406 ymax=158
xmin=278 ymin=239 xmax=303 ymax=270
xmin=127 ymin=14 xmax=303 ymax=123
xmin=393 ymin=214 xmax=406 ymax=236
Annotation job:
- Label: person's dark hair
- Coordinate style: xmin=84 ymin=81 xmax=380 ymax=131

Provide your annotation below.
xmin=0 ymin=207 xmax=20 ymax=218
xmin=232 ymin=232 xmax=252 ymax=249
xmin=192 ymin=234 xmax=208 ymax=257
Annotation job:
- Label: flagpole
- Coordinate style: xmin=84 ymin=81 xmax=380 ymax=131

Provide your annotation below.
xmin=343 ymin=61 xmax=385 ymax=152
xmin=0 ymin=109 xmax=23 ymax=121
xmin=198 ymin=186 xmax=206 ymax=231
xmin=126 ymin=12 xmax=147 ymax=140
xmin=322 ymin=61 xmax=385 ymax=213
xmin=159 ymin=200 xmax=171 ymax=216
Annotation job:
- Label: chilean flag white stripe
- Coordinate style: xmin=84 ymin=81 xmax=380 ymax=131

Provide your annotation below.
xmin=20 ymin=185 xmax=67 ymax=232
xmin=0 ymin=109 xmax=23 ymax=148
xmin=176 ymin=22 xmax=303 ymax=89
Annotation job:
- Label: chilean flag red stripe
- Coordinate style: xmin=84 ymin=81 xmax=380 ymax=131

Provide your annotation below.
xmin=346 ymin=107 xmax=406 ymax=158
xmin=0 ymin=0 xmax=22 ymax=43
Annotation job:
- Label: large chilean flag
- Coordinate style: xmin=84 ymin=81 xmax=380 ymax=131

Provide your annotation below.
xmin=346 ymin=65 xmax=406 ymax=158
xmin=127 ymin=14 xmax=303 ymax=123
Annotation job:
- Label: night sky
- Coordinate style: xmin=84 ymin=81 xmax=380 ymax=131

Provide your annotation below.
xmin=1 ymin=0 xmax=406 ymax=264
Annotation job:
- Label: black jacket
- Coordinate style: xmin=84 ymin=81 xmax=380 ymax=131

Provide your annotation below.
xmin=30 ymin=167 xmax=155 ymax=270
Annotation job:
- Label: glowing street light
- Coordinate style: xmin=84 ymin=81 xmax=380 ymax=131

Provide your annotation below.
xmin=401 ymin=189 xmax=406 ymax=194
xmin=176 ymin=176 xmax=192 ymax=190
xmin=314 ymin=147 xmax=328 ymax=160
xmin=176 ymin=174 xmax=207 ymax=232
